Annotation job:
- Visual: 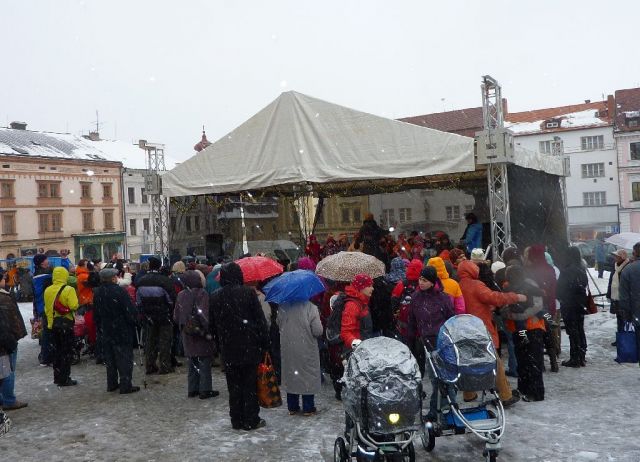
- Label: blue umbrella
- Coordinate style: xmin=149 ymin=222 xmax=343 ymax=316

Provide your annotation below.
xmin=263 ymin=270 xmax=325 ymax=304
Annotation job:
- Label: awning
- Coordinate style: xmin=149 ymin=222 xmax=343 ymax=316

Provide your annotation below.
xmin=162 ymin=91 xmax=475 ymax=197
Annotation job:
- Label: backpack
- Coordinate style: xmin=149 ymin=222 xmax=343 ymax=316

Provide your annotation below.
xmin=326 ymin=293 xmax=362 ymax=345
xmin=181 ymin=288 xmax=211 ymax=339
xmin=87 ymin=271 xmax=101 ymax=288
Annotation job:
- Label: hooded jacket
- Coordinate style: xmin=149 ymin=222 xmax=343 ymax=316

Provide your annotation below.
xmin=209 ymin=263 xmax=269 ymax=366
xmin=427 ymin=257 xmax=465 ymax=314
xmin=457 ymin=260 xmax=520 ymax=347
xmin=525 ymin=245 xmax=558 ymax=316
xmin=340 ymin=285 xmax=373 ymax=348
xmin=385 ymin=257 xmax=406 ymax=284
xmin=44 ymin=267 xmax=79 ymax=329
xmin=75 ymin=266 xmax=94 ymax=306
xmin=32 ymin=267 xmax=52 ymax=316
xmin=407 ymin=285 xmax=455 ymax=350
xmin=174 ymin=270 xmax=214 ymax=357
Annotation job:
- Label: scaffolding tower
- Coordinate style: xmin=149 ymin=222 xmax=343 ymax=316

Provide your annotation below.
xmin=139 ymin=140 xmax=169 ymax=262
xmin=476 ymin=75 xmax=515 ymax=258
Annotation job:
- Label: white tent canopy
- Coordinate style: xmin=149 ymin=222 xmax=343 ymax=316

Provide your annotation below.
xmin=162 ymin=91 xmax=475 ymax=197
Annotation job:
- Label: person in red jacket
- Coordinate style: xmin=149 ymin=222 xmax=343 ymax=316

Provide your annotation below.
xmin=457 ymin=260 xmax=526 ymax=407
xmin=340 ymin=274 xmax=374 ymax=350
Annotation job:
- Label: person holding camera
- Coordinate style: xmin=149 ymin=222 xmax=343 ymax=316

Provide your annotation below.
xmin=174 ymin=270 xmax=219 ymax=400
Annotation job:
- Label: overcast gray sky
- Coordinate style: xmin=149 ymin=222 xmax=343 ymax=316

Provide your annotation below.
xmin=2 ymin=0 xmax=639 ymax=162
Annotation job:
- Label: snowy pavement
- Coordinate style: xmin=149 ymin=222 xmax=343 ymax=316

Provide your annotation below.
xmin=1 ymin=297 xmax=640 ymax=462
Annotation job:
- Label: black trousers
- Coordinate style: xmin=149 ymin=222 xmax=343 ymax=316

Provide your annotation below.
xmin=513 ymin=329 xmax=545 ymax=400
xmin=103 ymin=342 xmax=134 ymax=392
xmin=52 ymin=325 xmax=74 ymax=384
xmin=564 ymin=316 xmax=587 ymax=361
xmin=224 ymin=363 xmax=260 ymax=429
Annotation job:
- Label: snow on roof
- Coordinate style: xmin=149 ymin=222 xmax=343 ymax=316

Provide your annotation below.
xmin=505 ymin=109 xmax=608 ymax=135
xmin=624 ymin=111 xmax=640 ymax=118
xmin=0 ymin=127 xmax=177 ymax=169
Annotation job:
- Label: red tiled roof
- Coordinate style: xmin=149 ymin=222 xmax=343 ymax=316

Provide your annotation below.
xmin=614 ymin=87 xmax=640 ymax=132
xmin=506 ymin=101 xmax=608 ymax=123
xmin=399 ymin=107 xmax=483 ymax=138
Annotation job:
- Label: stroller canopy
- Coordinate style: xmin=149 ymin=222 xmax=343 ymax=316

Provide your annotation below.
xmin=343 ymin=337 xmax=421 ymax=433
xmin=433 ymin=314 xmax=497 ymax=386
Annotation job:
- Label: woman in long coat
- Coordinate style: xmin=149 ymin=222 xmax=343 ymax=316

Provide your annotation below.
xmin=278 ymin=300 xmax=323 ymax=416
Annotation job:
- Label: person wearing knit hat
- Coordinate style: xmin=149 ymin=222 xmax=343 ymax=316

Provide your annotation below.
xmin=33 ymin=254 xmax=48 ymax=269
xmin=32 ymin=254 xmax=53 ymax=366
xmin=491 ymin=261 xmax=506 ymax=275
xmin=407 ymin=265 xmax=455 ymax=418
xmin=470 ymin=248 xmax=487 ymax=263
xmin=340 ymin=273 xmax=374 ymax=350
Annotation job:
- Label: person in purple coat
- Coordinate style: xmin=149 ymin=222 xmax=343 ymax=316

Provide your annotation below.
xmin=173 ymin=270 xmax=219 ymax=400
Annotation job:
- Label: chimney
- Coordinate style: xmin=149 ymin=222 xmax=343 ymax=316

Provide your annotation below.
xmin=584 ymin=99 xmax=591 ymax=104
xmin=88 ymin=131 xmax=100 ymax=141
xmin=607 ymin=94 xmax=615 ymax=120
xmin=502 ymin=98 xmax=508 ymax=116
xmin=9 ymin=121 xmax=27 ymax=130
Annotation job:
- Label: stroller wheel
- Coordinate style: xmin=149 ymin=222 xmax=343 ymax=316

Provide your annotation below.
xmin=401 ymin=441 xmax=415 ymax=462
xmin=333 ymin=437 xmax=348 ymax=462
xmin=421 ymin=425 xmax=435 ymax=452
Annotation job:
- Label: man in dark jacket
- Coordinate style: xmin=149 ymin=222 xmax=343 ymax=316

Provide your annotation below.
xmin=210 ymin=263 xmax=269 ymax=431
xmin=619 ymin=242 xmax=640 ymax=366
xmin=32 ymin=254 xmax=52 ymax=366
xmin=557 ymin=246 xmax=588 ymax=367
xmin=135 ymin=257 xmax=176 ymax=375
xmin=94 ymin=268 xmax=140 ymax=394
xmin=357 ymin=213 xmax=386 ymax=259
xmin=0 ymin=272 xmax=28 ymax=411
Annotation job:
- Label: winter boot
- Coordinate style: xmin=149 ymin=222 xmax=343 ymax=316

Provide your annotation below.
xmin=549 ymin=352 xmax=559 ymax=373
xmin=561 ymin=359 xmax=580 ymax=368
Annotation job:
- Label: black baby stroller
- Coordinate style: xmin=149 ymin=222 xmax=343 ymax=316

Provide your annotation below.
xmin=334 ymin=337 xmax=421 ymax=462
xmin=422 ymin=314 xmax=506 ymax=461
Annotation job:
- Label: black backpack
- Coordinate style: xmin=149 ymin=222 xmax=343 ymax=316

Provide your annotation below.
xmin=87 ymin=271 xmax=101 ymax=288
xmin=326 ymin=293 xmax=361 ymax=345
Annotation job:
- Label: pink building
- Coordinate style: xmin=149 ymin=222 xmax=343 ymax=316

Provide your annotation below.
xmin=615 ymin=88 xmax=640 ymax=233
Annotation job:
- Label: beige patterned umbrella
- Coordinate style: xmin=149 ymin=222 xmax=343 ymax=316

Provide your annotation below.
xmin=315 ymin=251 xmax=386 ymax=282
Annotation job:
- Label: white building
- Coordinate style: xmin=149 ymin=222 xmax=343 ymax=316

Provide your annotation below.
xmin=505 ymin=99 xmax=619 ymax=240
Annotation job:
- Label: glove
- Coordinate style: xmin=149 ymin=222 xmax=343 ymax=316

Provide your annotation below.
xmin=518 ymin=330 xmax=529 ymax=344
xmin=351 ymin=339 xmax=362 ymax=349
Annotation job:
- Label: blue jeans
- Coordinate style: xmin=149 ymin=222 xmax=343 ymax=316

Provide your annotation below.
xmin=0 ymin=349 xmax=17 ymax=406
xmin=287 ymin=393 xmax=315 ymax=413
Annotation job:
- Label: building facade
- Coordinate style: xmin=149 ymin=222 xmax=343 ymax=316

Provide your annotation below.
xmin=0 ymin=124 xmax=125 ymax=261
xmin=614 ymin=88 xmax=640 ymax=233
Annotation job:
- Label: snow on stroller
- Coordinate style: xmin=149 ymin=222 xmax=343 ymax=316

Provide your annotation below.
xmin=334 ymin=337 xmax=421 ymax=462
xmin=421 ymin=314 xmax=506 ymax=461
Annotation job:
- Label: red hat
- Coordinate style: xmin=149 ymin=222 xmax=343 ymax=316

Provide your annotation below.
xmin=352 ymin=273 xmax=373 ymax=291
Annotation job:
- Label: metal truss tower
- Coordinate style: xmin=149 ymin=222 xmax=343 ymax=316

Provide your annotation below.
xmin=139 ymin=140 xmax=169 ymax=262
xmin=477 ymin=75 xmax=514 ymax=258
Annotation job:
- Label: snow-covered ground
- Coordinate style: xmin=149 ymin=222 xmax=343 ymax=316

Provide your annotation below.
xmin=2 ymin=280 xmax=640 ymax=461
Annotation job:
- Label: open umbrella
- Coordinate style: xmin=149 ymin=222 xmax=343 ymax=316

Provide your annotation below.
xmin=262 ymin=270 xmax=325 ymax=304
xmin=235 ymin=256 xmax=284 ymax=283
xmin=605 ymin=233 xmax=640 ymax=250
xmin=315 ymin=251 xmax=385 ymax=282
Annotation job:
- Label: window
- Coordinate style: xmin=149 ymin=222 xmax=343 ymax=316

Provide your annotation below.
xmin=141 ymin=188 xmax=148 ymax=204
xmin=399 ymin=208 xmax=412 ymax=223
xmin=381 ymin=209 xmax=395 ymax=227
xmin=143 ymin=218 xmax=150 ymax=233
xmin=580 ymin=135 xmax=604 ymax=151
xmin=631 ymin=142 xmax=640 ymax=161
xmin=539 ymin=141 xmax=552 ymax=154
xmin=465 ymin=205 xmax=474 ymax=214
xmin=82 ymin=210 xmax=94 ymax=231
xmin=629 ymin=119 xmax=639 ymax=128
xmin=194 ymin=216 xmax=200 ymax=231
xmin=581 ymin=163 xmax=605 ymax=178
xmin=341 ymin=208 xmax=350 ymax=224
xmin=445 ymin=205 xmax=461 ymax=221
xmin=103 ymin=210 xmax=114 ymax=229
xmin=38 ymin=211 xmax=62 ymax=232
xmin=545 ymin=121 xmax=559 ymax=129
xmin=129 ymin=219 xmax=137 ymax=236
xmin=1 ymin=181 xmax=14 ymax=198
xmin=353 ymin=208 xmax=361 ymax=223
xmin=37 ymin=181 xmax=61 ymax=198
xmin=128 ymin=187 xmax=135 ymax=204
xmin=102 ymin=183 xmax=112 ymax=199
xmin=80 ymin=182 xmax=92 ymax=199
xmin=633 ymin=182 xmax=640 ymax=202
xmin=1 ymin=212 xmax=16 ymax=235
xmin=186 ymin=216 xmax=192 ymax=232
xmin=583 ymin=191 xmax=606 ymax=206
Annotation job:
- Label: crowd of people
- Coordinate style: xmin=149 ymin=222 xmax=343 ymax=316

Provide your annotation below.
xmin=1 ymin=212 xmax=640 ymax=440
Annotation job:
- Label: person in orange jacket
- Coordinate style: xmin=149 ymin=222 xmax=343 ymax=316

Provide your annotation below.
xmin=76 ymin=260 xmax=100 ymax=361
xmin=457 ymin=260 xmax=526 ymax=407
xmin=340 ymin=274 xmax=374 ymax=350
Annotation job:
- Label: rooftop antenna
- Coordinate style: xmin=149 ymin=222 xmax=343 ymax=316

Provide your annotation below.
xmin=91 ymin=110 xmax=105 ymax=134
